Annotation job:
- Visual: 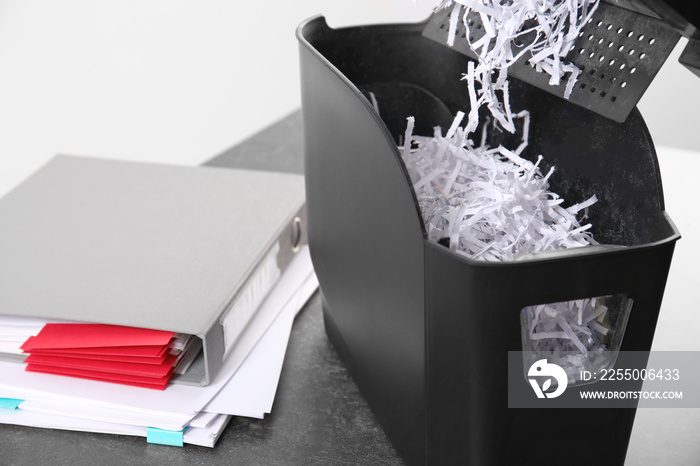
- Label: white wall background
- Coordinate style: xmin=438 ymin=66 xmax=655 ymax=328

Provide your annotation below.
xmin=0 ymin=0 xmax=697 ymax=197
xmin=0 ymin=0 xmax=420 ymax=196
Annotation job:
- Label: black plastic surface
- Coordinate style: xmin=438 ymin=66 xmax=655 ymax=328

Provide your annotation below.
xmin=299 ymin=20 xmax=429 ymax=462
xmin=298 ymin=16 xmax=679 ymax=466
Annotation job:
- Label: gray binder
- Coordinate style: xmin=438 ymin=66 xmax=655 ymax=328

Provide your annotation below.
xmin=0 ymin=155 xmax=306 ymax=386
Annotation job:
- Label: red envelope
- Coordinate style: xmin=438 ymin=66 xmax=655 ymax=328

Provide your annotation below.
xmin=23 ymin=349 xmax=169 ymax=365
xmin=21 ymin=323 xmax=181 ymax=389
xmin=26 ymin=343 xmax=169 ymax=358
xmin=21 ymin=324 xmax=174 ymax=351
xmin=26 ymin=364 xmax=170 ymax=390
xmin=24 ymin=354 xmax=178 ymax=378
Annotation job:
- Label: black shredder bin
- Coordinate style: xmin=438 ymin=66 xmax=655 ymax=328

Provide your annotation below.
xmin=297 ymin=16 xmax=679 ymax=466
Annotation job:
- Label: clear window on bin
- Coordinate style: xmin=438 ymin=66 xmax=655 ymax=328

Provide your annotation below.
xmin=521 ymin=294 xmax=633 ymax=386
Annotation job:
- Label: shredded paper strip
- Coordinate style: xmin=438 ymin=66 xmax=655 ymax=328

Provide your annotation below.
xmin=400 ymin=111 xmax=597 ymax=262
xmin=522 ymin=295 xmax=632 ymax=383
xmin=395 ymin=0 xmax=611 ymax=374
xmin=437 ymin=0 xmax=600 ymax=133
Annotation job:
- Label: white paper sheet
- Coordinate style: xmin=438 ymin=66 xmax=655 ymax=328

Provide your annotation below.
xmin=205 ymin=269 xmax=319 ymax=417
xmin=15 ymin=399 xmax=193 ymax=431
xmin=0 ymin=316 xmax=73 ymax=355
xmin=0 ymin=407 xmax=230 ymax=448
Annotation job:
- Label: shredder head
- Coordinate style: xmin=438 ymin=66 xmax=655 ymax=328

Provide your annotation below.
xmin=422 ymin=0 xmax=694 ymax=123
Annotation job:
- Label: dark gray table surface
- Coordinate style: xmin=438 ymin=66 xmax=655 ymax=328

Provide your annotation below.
xmin=2 ymin=111 xmax=699 ymax=466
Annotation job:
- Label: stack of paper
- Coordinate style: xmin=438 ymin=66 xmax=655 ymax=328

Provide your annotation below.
xmin=0 ymin=155 xmax=318 ymax=447
xmin=0 ymin=245 xmax=317 ymax=447
xmin=1 ymin=252 xmax=317 ymax=446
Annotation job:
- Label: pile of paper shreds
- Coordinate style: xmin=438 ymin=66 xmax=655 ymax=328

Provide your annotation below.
xmin=400 ymin=110 xmax=615 ymax=381
xmin=400 ymin=110 xmax=597 ymax=261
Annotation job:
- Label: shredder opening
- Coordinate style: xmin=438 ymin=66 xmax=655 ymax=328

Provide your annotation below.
xmin=302 ymin=19 xmax=671 ymax=252
xmin=358 ymin=73 xmax=674 ymax=251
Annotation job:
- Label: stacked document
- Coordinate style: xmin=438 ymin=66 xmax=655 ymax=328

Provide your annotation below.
xmin=0 ymin=155 xmax=317 ymax=447
xmin=21 ymin=323 xmax=194 ymax=390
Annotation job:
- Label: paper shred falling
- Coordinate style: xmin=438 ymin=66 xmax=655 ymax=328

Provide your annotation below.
xmin=400 ymin=112 xmax=597 ymax=262
xmin=437 ymin=0 xmax=600 ymax=133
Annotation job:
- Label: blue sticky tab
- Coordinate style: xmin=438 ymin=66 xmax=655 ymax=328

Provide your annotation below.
xmin=0 ymin=398 xmax=23 ymax=410
xmin=146 ymin=426 xmax=187 ymax=447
